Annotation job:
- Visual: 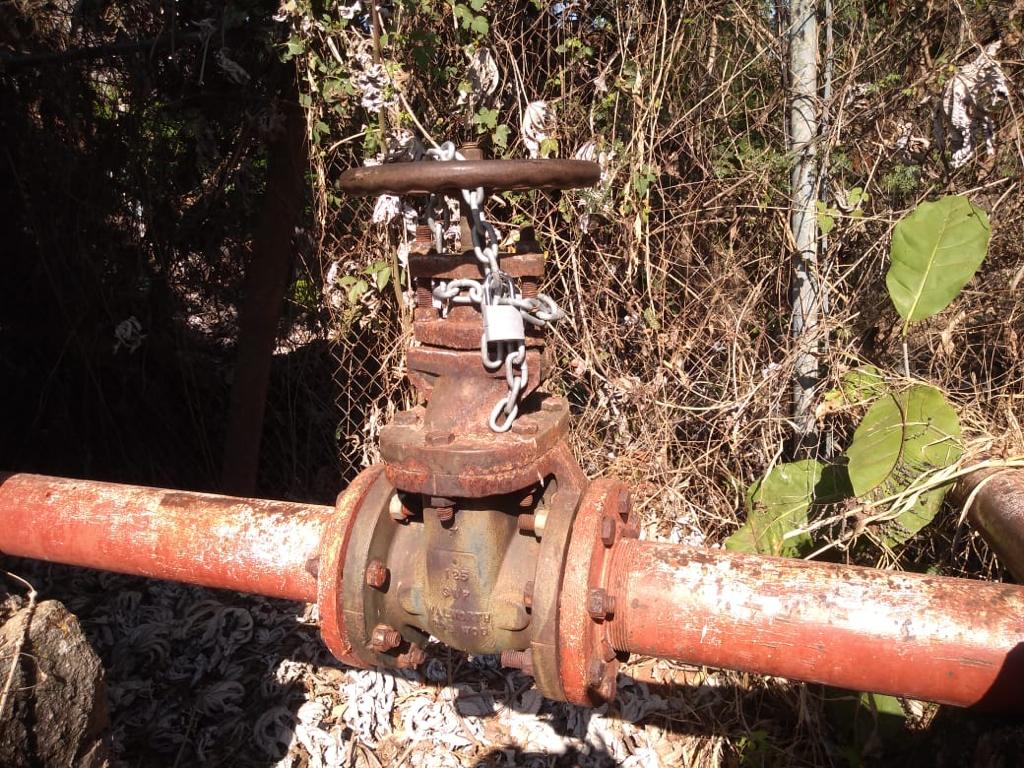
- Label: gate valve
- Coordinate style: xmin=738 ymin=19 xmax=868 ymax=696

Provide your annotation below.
xmin=323 ymin=147 xmax=636 ymax=706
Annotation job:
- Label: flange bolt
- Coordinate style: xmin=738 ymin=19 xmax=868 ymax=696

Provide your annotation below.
xmin=588 ymin=659 xmax=605 ymax=687
xmin=426 ymin=430 xmax=454 ymax=447
xmin=396 ymin=643 xmax=428 ymax=669
xmin=600 ymin=638 xmax=617 ymax=662
xmin=370 ymin=624 xmax=402 ymax=652
xmin=429 ymin=496 xmax=456 ymax=524
xmin=587 ymin=588 xmax=616 ymax=621
xmin=366 ymin=559 xmax=389 ymax=589
xmin=601 ymin=516 xmax=617 ymax=548
xmin=501 ymin=649 xmax=535 ymax=677
xmin=523 ymin=580 xmax=534 ymax=610
xmin=617 ymin=490 xmax=632 ymax=521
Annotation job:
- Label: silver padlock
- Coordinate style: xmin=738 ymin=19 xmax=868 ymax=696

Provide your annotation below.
xmin=482 ymin=303 xmax=526 ymax=345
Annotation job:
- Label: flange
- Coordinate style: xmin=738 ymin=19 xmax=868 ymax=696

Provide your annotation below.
xmin=556 ymin=478 xmax=638 ymax=706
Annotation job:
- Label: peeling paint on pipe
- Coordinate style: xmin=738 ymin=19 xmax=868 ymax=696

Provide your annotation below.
xmin=605 ymin=539 xmax=1024 ymax=710
xmin=0 ymin=473 xmax=333 ymax=602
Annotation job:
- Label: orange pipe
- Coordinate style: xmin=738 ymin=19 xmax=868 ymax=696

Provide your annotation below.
xmin=0 ymin=473 xmax=333 ymax=602
xmin=606 ymin=540 xmax=1024 ymax=710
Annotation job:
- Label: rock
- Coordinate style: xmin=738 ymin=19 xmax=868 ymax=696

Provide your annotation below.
xmin=0 ymin=599 xmax=109 ymax=767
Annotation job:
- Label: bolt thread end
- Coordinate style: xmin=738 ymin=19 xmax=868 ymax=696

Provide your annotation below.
xmin=435 ymin=505 xmax=455 ymax=522
xmin=501 ymin=649 xmax=531 ymax=669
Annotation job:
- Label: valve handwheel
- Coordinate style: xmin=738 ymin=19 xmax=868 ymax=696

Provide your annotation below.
xmin=338 ymin=156 xmax=600 ymax=196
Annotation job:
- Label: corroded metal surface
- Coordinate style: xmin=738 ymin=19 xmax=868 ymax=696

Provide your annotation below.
xmin=317 ymin=465 xmax=390 ymax=667
xmin=338 ymin=159 xmax=600 ymax=196
xmin=0 ymin=472 xmax=331 ymax=602
xmin=526 ymin=446 xmax=589 ymax=702
xmin=955 ymin=468 xmax=1024 ymax=581
xmin=380 ymin=395 xmax=570 ymax=498
xmin=556 ymin=479 xmax=637 ymax=706
xmin=319 ymin=449 xmax=585 ymax=668
xmin=408 ymin=252 xmax=546 ymax=281
xmin=5 ymin=470 xmax=1024 ymax=711
xmin=604 ymin=539 xmax=1024 ymax=710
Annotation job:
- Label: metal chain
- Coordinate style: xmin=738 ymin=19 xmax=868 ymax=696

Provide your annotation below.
xmin=423 ymin=141 xmax=564 ymax=432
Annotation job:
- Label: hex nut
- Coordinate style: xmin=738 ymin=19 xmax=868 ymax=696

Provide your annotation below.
xmin=511 ymin=419 xmax=539 ymax=436
xmin=600 ymin=638 xmax=617 ymax=662
xmin=396 ymin=643 xmax=427 ymax=669
xmin=394 ymin=410 xmax=419 ymax=426
xmin=600 ymin=516 xmax=617 ymax=548
xmin=534 ymin=508 xmax=548 ymax=534
xmin=425 ymin=430 xmax=454 ymax=447
xmin=617 ymin=490 xmax=632 ymax=521
xmin=366 ymin=559 xmax=389 ymax=589
xmin=370 ymin=624 xmax=402 ymax=652
xmin=587 ymin=587 xmax=616 ymax=621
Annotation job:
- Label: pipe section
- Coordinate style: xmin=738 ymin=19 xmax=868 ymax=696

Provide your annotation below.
xmin=956 ymin=468 xmax=1024 ymax=581
xmin=0 ymin=473 xmax=333 ymax=602
xmin=606 ymin=539 xmax=1024 ymax=710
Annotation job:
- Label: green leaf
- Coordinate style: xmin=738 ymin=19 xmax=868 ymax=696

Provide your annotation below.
xmin=469 ymin=0 xmax=486 ymax=9
xmin=492 ymin=123 xmax=510 ymax=151
xmin=817 ymin=201 xmax=836 ymax=235
xmin=846 ymin=186 xmax=869 ymax=209
xmin=886 ymin=195 xmax=990 ymax=332
xmin=845 ymin=385 xmax=963 ymax=546
xmin=344 ymin=278 xmax=369 ymax=304
xmin=364 ymin=260 xmax=392 ymax=291
xmin=453 ymin=3 xmax=473 ymax=26
xmin=472 ymin=107 xmax=499 ymax=132
xmin=470 ymin=13 xmax=489 ymax=35
xmin=823 ymin=365 xmax=887 ymax=410
xmin=825 ymin=689 xmax=907 ymax=764
xmin=642 ymin=306 xmax=660 ymax=330
xmin=725 ymin=460 xmax=822 ymax=556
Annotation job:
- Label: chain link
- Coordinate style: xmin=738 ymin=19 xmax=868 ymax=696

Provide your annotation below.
xmin=423 ymin=141 xmax=564 ymax=432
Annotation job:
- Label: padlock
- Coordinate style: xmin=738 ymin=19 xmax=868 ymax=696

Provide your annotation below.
xmin=482 ymin=303 xmax=526 ymax=345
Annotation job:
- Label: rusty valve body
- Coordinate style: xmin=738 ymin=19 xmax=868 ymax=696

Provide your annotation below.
xmin=321 ymin=146 xmax=622 ymax=703
xmin=3 ymin=149 xmax=1024 ymax=713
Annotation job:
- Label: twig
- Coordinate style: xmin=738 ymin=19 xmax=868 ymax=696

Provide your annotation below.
xmin=0 ymin=571 xmax=37 ymax=721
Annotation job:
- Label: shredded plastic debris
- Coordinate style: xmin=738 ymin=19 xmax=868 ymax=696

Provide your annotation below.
xmin=935 ymin=41 xmax=1009 ymax=168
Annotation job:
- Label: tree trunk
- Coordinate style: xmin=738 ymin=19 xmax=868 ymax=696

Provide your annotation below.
xmin=220 ymin=74 xmax=307 ymax=496
xmin=788 ymin=0 xmax=820 ymax=450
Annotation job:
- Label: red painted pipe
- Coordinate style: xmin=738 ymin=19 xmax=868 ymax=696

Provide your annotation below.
xmin=955 ymin=468 xmax=1024 ymax=581
xmin=0 ymin=473 xmax=333 ymax=602
xmin=3 ymin=471 xmax=1024 ymax=710
xmin=606 ymin=539 xmax=1024 ymax=710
